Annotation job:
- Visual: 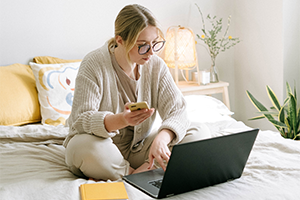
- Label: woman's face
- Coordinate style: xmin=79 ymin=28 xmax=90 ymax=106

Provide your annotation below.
xmin=129 ymin=25 xmax=159 ymax=65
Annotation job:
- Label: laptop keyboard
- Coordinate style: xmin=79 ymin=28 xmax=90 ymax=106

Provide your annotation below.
xmin=149 ymin=179 xmax=163 ymax=189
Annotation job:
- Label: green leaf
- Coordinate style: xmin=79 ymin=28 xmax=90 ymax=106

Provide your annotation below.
xmin=266 ymin=85 xmax=281 ymax=111
xmin=288 ymin=93 xmax=297 ymax=137
xmin=278 ymin=105 xmax=285 ymax=123
xmin=269 ymin=119 xmax=287 ymax=128
xmin=246 ymin=90 xmax=274 ymax=121
xmin=284 ymin=93 xmax=297 ymax=139
xmin=286 ymin=82 xmax=292 ymax=97
xmin=270 ymin=106 xmax=277 ymax=110
xmin=257 ymin=111 xmax=278 ymax=115
xmin=294 ymin=80 xmax=297 ymax=100
xmin=249 ymin=116 xmax=265 ymax=120
xmin=283 ymin=96 xmax=289 ymax=105
xmin=285 ymin=118 xmax=291 ymax=138
xmin=297 ymin=108 xmax=300 ymax=132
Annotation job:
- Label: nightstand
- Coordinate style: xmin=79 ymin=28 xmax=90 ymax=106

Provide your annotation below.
xmin=177 ymin=81 xmax=230 ymax=109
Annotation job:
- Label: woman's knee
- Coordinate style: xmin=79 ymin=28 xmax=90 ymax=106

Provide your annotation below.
xmin=65 ymin=134 xmax=129 ymax=181
xmin=180 ymin=122 xmax=211 ymax=144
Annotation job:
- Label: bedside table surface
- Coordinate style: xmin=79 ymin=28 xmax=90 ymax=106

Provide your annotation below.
xmin=177 ymin=81 xmax=229 ymax=91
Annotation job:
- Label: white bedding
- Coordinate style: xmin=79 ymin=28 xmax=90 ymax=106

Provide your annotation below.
xmin=1 ymin=95 xmax=300 ymax=200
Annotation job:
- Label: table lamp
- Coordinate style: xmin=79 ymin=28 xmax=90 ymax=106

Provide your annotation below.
xmin=164 ymin=26 xmax=200 ymax=85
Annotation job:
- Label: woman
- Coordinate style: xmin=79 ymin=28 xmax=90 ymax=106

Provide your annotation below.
xmin=64 ymin=4 xmax=210 ymax=181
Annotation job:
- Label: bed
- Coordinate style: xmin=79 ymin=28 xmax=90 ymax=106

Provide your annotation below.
xmin=1 ymin=59 xmax=300 ymax=200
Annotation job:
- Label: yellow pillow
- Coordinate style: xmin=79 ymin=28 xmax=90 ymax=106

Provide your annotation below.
xmin=0 ymin=64 xmax=41 ymax=125
xmin=33 ymin=56 xmax=82 ymax=64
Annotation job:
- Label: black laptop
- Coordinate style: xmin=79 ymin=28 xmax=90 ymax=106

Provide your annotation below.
xmin=123 ymin=129 xmax=259 ymax=199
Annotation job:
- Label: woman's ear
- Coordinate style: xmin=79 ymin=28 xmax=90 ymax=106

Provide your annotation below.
xmin=115 ymin=35 xmax=123 ymax=46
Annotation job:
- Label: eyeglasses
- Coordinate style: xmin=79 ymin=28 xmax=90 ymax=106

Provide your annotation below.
xmin=137 ymin=41 xmax=165 ymax=55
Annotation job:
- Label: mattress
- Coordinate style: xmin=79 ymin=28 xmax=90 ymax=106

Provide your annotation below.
xmin=1 ymin=95 xmax=300 ymax=200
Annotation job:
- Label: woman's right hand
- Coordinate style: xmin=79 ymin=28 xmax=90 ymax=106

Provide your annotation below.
xmin=122 ymin=102 xmax=155 ymax=126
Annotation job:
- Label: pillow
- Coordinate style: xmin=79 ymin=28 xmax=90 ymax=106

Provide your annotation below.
xmin=30 ymin=62 xmax=80 ymax=126
xmin=184 ymin=95 xmax=234 ymax=123
xmin=33 ymin=56 xmax=82 ymax=64
xmin=0 ymin=64 xmax=41 ymax=126
xmin=151 ymin=95 xmax=234 ymax=131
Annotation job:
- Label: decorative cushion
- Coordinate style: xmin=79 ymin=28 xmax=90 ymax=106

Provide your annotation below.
xmin=33 ymin=56 xmax=82 ymax=64
xmin=29 ymin=62 xmax=80 ymax=126
xmin=0 ymin=64 xmax=41 ymax=126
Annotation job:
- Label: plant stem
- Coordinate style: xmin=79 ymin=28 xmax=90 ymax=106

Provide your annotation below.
xmin=211 ymin=55 xmax=216 ymax=66
xmin=220 ymin=16 xmax=231 ymax=51
xmin=195 ymin=3 xmax=207 ymax=36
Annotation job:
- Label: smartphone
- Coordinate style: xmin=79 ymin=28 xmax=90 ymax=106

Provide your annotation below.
xmin=128 ymin=101 xmax=150 ymax=112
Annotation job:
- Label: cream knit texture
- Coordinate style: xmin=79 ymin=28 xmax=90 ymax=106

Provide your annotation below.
xmin=63 ymin=43 xmax=190 ymax=150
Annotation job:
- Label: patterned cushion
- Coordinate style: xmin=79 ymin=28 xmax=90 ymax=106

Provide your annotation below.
xmin=30 ymin=62 xmax=80 ymax=126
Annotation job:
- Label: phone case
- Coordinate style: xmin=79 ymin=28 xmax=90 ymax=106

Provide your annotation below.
xmin=128 ymin=101 xmax=150 ymax=111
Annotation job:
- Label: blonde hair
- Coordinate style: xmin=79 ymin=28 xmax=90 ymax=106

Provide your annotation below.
xmin=108 ymin=4 xmax=164 ymax=64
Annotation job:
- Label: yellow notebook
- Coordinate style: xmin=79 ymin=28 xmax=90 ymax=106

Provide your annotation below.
xmin=80 ymin=182 xmax=128 ymax=200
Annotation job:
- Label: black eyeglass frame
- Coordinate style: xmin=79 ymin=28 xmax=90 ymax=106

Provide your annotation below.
xmin=137 ymin=41 xmax=166 ymax=55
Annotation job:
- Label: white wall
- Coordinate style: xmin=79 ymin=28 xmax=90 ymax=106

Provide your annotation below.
xmin=233 ymin=0 xmax=285 ymax=131
xmin=283 ymin=0 xmax=300 ymax=104
xmin=0 ymin=0 xmax=116 ymax=65
xmin=0 ymin=0 xmax=232 ymax=66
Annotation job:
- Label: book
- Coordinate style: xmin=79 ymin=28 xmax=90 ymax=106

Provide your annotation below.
xmin=80 ymin=182 xmax=128 ymax=200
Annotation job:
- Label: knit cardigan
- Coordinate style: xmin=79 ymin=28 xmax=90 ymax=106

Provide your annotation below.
xmin=63 ymin=43 xmax=190 ymax=152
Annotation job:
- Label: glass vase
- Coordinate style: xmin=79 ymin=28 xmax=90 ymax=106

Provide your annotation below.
xmin=210 ymin=56 xmax=219 ymax=83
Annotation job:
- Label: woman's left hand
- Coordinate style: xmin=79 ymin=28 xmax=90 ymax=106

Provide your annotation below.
xmin=148 ymin=129 xmax=175 ymax=171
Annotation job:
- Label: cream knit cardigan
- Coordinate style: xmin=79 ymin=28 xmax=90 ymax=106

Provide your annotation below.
xmin=63 ymin=43 xmax=190 ymax=152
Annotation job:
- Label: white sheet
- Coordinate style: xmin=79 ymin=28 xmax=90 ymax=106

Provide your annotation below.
xmin=1 ymin=96 xmax=300 ymax=200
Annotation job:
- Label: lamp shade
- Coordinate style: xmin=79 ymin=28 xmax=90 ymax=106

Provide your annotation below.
xmin=164 ymin=26 xmax=197 ymax=70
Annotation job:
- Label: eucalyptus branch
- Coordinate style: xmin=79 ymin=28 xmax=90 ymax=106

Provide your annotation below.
xmin=195 ymin=4 xmax=241 ymax=60
xmin=220 ymin=16 xmax=231 ymax=50
xmin=195 ymin=3 xmax=207 ymax=36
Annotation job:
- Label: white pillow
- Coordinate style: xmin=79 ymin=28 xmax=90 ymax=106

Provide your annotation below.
xmin=184 ymin=95 xmax=234 ymax=123
xmin=30 ymin=62 xmax=80 ymax=126
xmin=152 ymin=95 xmax=234 ymax=130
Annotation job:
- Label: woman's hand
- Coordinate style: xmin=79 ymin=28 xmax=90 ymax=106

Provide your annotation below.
xmin=104 ymin=102 xmax=154 ymax=132
xmin=123 ymin=102 xmax=155 ymax=126
xmin=148 ymin=129 xmax=175 ymax=171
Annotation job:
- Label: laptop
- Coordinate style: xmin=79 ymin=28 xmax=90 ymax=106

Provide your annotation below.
xmin=123 ymin=128 xmax=259 ymax=199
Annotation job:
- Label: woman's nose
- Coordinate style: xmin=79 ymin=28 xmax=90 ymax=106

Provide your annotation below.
xmin=148 ymin=46 xmax=154 ymax=55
